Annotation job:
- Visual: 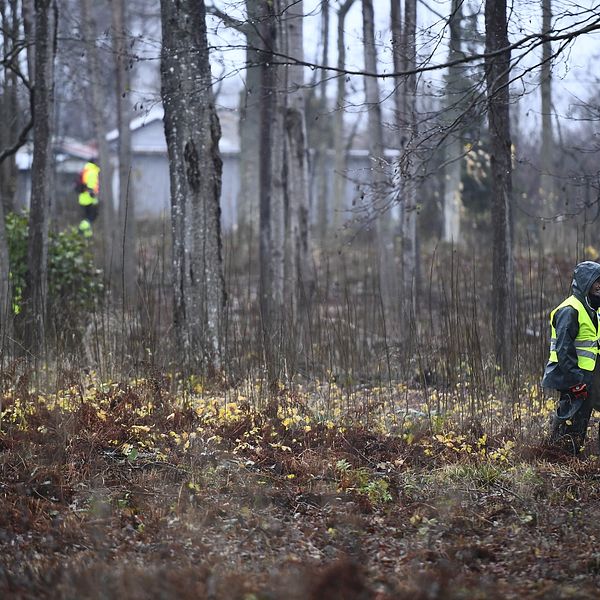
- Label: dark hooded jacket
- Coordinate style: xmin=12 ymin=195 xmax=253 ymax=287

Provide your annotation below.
xmin=542 ymin=261 xmax=600 ymax=391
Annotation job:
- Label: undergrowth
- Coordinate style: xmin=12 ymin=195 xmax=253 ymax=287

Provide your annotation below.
xmin=2 ymin=369 xmax=600 ymax=599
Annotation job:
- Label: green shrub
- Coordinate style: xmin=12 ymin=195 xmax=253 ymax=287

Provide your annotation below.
xmin=6 ymin=211 xmax=103 ymax=319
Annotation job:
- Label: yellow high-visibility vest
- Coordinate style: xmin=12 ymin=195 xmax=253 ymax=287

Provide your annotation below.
xmin=78 ymin=162 xmax=100 ymax=206
xmin=549 ymin=295 xmax=600 ymax=371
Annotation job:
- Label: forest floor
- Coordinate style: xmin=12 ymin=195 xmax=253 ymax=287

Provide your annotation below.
xmin=2 ymin=373 xmax=600 ymax=599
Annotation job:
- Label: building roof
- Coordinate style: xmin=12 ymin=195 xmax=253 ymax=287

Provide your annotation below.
xmin=16 ymin=137 xmax=97 ymax=171
xmin=106 ymin=104 xmax=240 ymax=154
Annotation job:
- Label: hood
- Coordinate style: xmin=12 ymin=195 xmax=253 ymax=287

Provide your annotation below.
xmin=572 ymin=261 xmax=600 ymax=302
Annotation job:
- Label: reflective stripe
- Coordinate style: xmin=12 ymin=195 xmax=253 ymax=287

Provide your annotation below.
xmin=576 ymin=340 xmax=598 ymax=348
xmin=548 ymin=295 xmax=600 ymax=371
xmin=550 ymin=338 xmax=596 ymax=349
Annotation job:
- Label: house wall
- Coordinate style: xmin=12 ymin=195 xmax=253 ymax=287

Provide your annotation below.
xmin=15 ymin=113 xmax=397 ymax=233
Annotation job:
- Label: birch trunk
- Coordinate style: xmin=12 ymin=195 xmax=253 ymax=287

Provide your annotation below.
xmin=160 ymin=0 xmax=225 ymax=372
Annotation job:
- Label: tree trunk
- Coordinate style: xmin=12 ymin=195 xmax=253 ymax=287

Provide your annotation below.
xmin=283 ymin=0 xmax=311 ymax=314
xmin=238 ymin=0 xmax=262 ymax=235
xmin=81 ymin=0 xmax=116 ymax=276
xmin=20 ymin=0 xmax=57 ymax=356
xmin=332 ymin=0 xmax=354 ymax=233
xmin=540 ymin=0 xmax=554 ymax=239
xmin=0 ymin=191 xmax=10 ymax=353
xmin=0 ymin=0 xmax=19 ymax=216
xmin=258 ymin=0 xmax=277 ymax=328
xmin=362 ymin=0 xmax=396 ymax=325
xmin=160 ymin=0 xmax=225 ymax=373
xmin=485 ymin=0 xmax=514 ymax=370
xmin=442 ymin=0 xmax=464 ymax=243
xmin=314 ymin=0 xmax=330 ymax=246
xmin=257 ymin=0 xmax=311 ymax=380
xmin=21 ymin=0 xmax=35 ymax=83
xmin=0 ymin=0 xmax=19 ymax=351
xmin=399 ymin=0 xmax=418 ymax=319
xmin=112 ymin=0 xmax=136 ymax=301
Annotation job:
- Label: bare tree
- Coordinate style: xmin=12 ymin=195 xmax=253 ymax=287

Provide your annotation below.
xmin=332 ymin=0 xmax=355 ymax=233
xmin=20 ymin=0 xmax=57 ymax=356
xmin=238 ymin=0 xmax=262 ymax=234
xmin=0 ymin=0 xmax=27 ymax=350
xmin=313 ymin=0 xmax=331 ymax=245
xmin=283 ymin=0 xmax=311 ymax=314
xmin=539 ymin=0 xmax=554 ymax=216
xmin=257 ymin=0 xmax=285 ymax=337
xmin=442 ymin=0 xmax=464 ymax=244
xmin=485 ymin=0 xmax=514 ymax=369
xmin=362 ymin=0 xmax=396 ymax=324
xmin=111 ymin=0 xmax=136 ymax=301
xmin=160 ymin=0 xmax=225 ymax=372
xmin=81 ymin=0 xmax=116 ymax=276
xmin=0 ymin=0 xmax=21 ymax=216
xmin=399 ymin=0 xmax=418 ymax=318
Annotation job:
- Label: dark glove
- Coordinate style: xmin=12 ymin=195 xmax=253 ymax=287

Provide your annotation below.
xmin=569 ymin=383 xmax=588 ymax=400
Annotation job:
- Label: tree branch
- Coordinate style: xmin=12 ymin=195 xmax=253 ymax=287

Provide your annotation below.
xmin=205 ymin=3 xmax=250 ymax=35
xmin=0 ymin=118 xmax=32 ymax=164
xmin=210 ymin=14 xmax=600 ymax=80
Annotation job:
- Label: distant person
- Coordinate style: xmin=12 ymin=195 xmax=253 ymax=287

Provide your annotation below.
xmin=543 ymin=260 xmax=600 ymax=454
xmin=77 ymin=157 xmax=100 ymax=237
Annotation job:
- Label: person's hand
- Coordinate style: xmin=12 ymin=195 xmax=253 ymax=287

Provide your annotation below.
xmin=569 ymin=383 xmax=588 ymax=399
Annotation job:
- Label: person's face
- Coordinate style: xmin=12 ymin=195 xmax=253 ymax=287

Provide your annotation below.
xmin=591 ymin=279 xmax=600 ymax=297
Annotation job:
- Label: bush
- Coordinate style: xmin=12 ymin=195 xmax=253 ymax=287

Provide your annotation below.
xmin=6 ymin=211 xmax=103 ymax=320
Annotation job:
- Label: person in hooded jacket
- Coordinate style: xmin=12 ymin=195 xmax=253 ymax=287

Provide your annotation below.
xmin=542 ymin=260 xmax=600 ymax=453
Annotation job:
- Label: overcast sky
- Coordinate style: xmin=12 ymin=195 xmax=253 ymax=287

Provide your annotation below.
xmin=129 ymin=1 xmax=600 ymax=139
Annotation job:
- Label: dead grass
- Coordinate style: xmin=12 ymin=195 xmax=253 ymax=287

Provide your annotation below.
xmin=1 ymin=373 xmax=600 ymax=599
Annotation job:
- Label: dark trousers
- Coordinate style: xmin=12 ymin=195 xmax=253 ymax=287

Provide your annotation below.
xmin=550 ymin=362 xmax=600 ymax=453
xmin=81 ymin=203 xmax=98 ymax=223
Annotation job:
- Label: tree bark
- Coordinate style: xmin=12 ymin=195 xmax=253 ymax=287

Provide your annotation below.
xmin=81 ymin=0 xmax=116 ymax=276
xmin=0 ymin=0 xmax=19 ymax=216
xmin=540 ymin=0 xmax=554 ymax=222
xmin=256 ymin=0 xmax=311 ymax=381
xmin=283 ymin=0 xmax=311 ymax=314
xmin=0 ymin=0 xmax=20 ymax=350
xmin=111 ymin=0 xmax=136 ymax=301
xmin=485 ymin=0 xmax=514 ymax=370
xmin=399 ymin=0 xmax=418 ymax=319
xmin=442 ymin=0 xmax=464 ymax=243
xmin=258 ymin=0 xmax=277 ymax=328
xmin=363 ymin=0 xmax=395 ymax=324
xmin=160 ymin=0 xmax=225 ymax=373
xmin=20 ymin=0 xmax=57 ymax=356
xmin=314 ymin=0 xmax=330 ymax=245
xmin=332 ymin=0 xmax=354 ymax=233
xmin=238 ymin=0 xmax=262 ymax=234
